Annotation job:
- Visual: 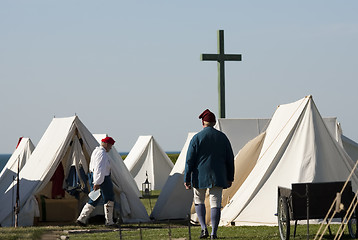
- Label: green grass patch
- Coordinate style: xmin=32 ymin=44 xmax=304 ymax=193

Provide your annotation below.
xmin=140 ymin=190 xmax=160 ymax=215
xmin=167 ymin=153 xmax=179 ymax=164
xmin=0 ymin=226 xmax=43 ymax=240
xmin=0 ymin=223 xmax=354 ymax=240
xmin=0 ymin=226 xmax=63 ymax=240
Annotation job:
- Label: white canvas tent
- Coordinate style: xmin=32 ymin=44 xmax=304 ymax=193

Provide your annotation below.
xmin=216 ymin=117 xmax=352 ymax=211
xmin=150 ymin=132 xmax=196 ymax=220
xmin=125 ymin=135 xmax=174 ymax=191
xmin=196 ymin=116 xmax=358 ymax=225
xmin=0 ymin=138 xmax=35 ymax=194
xmin=93 ymin=134 xmax=140 ymax=197
xmin=220 ymin=95 xmax=358 ymax=226
xmin=0 ymin=138 xmax=35 ymax=176
xmin=0 ymin=116 xmax=149 ymax=227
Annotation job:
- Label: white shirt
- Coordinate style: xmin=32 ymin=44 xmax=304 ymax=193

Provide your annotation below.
xmin=89 ymin=146 xmax=111 ymax=185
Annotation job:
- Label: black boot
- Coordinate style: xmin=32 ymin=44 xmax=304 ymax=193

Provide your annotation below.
xmin=199 ymin=228 xmax=209 ymax=239
xmin=76 ymin=219 xmax=87 ymax=227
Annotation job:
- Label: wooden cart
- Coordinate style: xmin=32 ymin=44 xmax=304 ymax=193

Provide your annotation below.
xmin=277 ymin=181 xmax=357 ymax=240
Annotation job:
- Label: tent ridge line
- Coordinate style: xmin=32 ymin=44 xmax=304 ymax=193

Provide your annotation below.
xmin=256 ymin=97 xmax=309 ymax=163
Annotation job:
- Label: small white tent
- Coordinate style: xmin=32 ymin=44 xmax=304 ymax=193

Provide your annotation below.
xmin=220 ymin=95 xmax=358 ymax=226
xmin=0 ymin=138 xmax=35 ymax=194
xmin=93 ymin=134 xmax=140 ymax=197
xmin=0 ymin=116 xmax=149 ymax=227
xmin=150 ymin=132 xmax=196 ymax=220
xmin=125 ymin=136 xmax=174 ymax=191
xmin=0 ymin=138 xmax=35 ymax=176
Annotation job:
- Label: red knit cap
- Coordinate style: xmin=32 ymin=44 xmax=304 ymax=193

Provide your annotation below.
xmin=101 ymin=136 xmax=115 ymax=145
xmin=199 ymin=109 xmax=216 ymax=122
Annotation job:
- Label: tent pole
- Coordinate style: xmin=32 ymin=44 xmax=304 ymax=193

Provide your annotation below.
xmin=14 ymin=156 xmax=20 ymax=227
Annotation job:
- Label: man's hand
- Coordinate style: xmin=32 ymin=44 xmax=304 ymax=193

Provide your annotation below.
xmin=184 ymin=182 xmax=191 ymax=190
xmin=93 ymin=184 xmax=100 ymax=191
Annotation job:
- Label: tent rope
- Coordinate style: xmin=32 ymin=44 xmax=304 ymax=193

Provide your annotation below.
xmin=314 ymin=159 xmax=358 ymax=240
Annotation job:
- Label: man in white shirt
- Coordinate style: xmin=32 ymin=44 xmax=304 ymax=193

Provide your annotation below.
xmin=76 ymin=136 xmax=116 ymax=227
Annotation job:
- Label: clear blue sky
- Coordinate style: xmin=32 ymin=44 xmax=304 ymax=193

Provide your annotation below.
xmin=1 ymin=1 xmax=357 ymax=153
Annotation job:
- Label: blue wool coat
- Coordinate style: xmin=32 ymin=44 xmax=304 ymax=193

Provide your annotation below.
xmin=184 ymin=126 xmax=235 ymax=189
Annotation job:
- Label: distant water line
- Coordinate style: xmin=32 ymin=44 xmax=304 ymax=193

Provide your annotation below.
xmin=0 ymin=154 xmax=11 ymax=172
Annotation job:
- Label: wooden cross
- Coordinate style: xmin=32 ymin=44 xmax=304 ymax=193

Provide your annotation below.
xmin=201 ymin=30 xmax=242 ymax=118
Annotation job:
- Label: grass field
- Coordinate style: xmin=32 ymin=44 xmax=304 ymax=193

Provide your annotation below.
xmin=0 ymin=223 xmax=355 ymax=239
xmin=1 ymin=193 xmax=355 ymax=240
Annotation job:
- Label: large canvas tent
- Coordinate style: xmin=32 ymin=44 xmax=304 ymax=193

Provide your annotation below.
xmin=216 ymin=117 xmax=353 ymax=210
xmin=125 ymin=135 xmax=174 ymax=191
xmin=196 ymin=116 xmax=358 ymax=225
xmin=0 ymin=116 xmax=149 ymax=227
xmin=220 ymin=95 xmax=358 ymax=226
xmin=93 ymin=134 xmax=140 ymax=197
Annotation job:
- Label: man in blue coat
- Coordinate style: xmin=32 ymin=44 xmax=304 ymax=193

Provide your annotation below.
xmin=184 ymin=109 xmax=235 ymax=239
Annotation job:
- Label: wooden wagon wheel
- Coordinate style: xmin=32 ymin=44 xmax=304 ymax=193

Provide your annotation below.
xmin=348 ymin=198 xmax=358 ymax=239
xmin=348 ymin=217 xmax=358 ymax=239
xmin=278 ymin=195 xmax=290 ymax=240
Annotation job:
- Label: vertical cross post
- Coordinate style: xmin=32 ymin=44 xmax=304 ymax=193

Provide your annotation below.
xmin=201 ymin=30 xmax=242 ymax=118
